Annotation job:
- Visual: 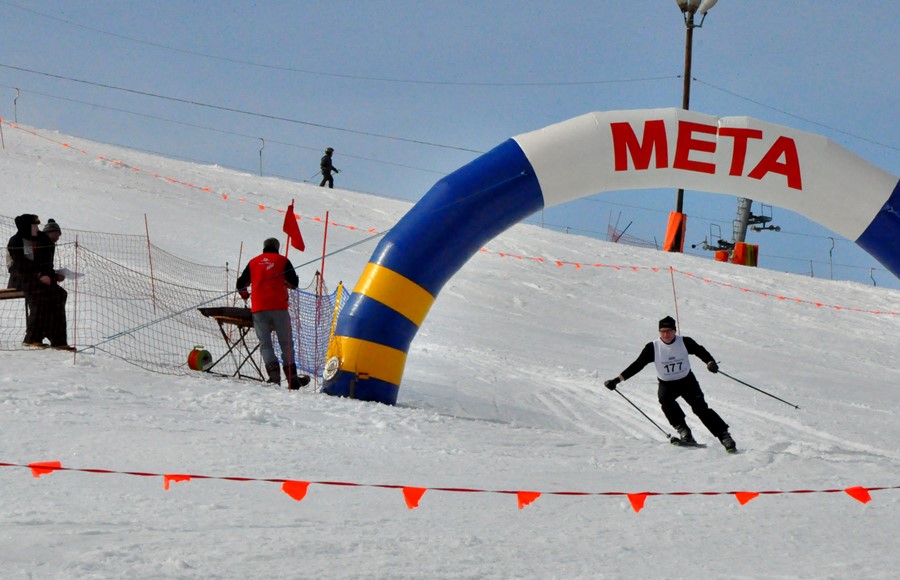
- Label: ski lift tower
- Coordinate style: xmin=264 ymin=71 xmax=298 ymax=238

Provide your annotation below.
xmin=733 ymin=197 xmax=780 ymax=245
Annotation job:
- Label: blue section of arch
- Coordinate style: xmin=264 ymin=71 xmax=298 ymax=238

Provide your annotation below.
xmin=856 ymin=179 xmax=900 ymax=279
xmin=323 ymin=138 xmax=544 ymax=404
xmin=336 ymin=294 xmax=421 ymax=353
xmin=369 ymin=139 xmax=544 ymax=295
xmin=326 ymin=369 xmax=401 ymax=406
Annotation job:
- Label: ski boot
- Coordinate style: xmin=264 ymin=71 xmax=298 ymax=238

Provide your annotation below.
xmin=719 ymin=431 xmax=737 ymax=453
xmin=264 ymin=361 xmax=281 ymax=385
xmin=671 ymin=425 xmax=697 ymax=446
xmin=284 ymin=363 xmax=311 ymax=390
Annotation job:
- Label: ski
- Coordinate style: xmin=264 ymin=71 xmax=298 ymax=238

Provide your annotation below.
xmin=669 ymin=436 xmax=707 ymax=448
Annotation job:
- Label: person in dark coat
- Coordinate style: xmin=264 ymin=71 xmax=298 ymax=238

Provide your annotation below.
xmin=319 ymin=147 xmax=340 ymax=188
xmin=236 ymin=237 xmax=310 ymax=390
xmin=6 ymin=215 xmax=72 ymax=349
xmin=5 ymin=214 xmax=39 ymax=291
xmin=604 ymin=316 xmax=736 ymax=452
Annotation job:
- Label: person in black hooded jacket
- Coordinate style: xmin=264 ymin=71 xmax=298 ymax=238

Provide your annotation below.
xmin=319 ymin=147 xmax=339 ymax=188
xmin=6 ymin=214 xmax=71 ymax=349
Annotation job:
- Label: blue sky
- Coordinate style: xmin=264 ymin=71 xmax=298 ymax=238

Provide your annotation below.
xmin=1 ymin=0 xmax=897 ymax=288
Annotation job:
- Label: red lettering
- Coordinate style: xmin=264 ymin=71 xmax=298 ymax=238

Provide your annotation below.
xmin=718 ymin=127 xmax=764 ymax=176
xmin=748 ymin=136 xmax=802 ymax=190
xmin=610 ymin=120 xmax=668 ymax=171
xmin=673 ymin=121 xmax=717 ymax=174
xmin=608 ymin=119 xmax=802 ymax=190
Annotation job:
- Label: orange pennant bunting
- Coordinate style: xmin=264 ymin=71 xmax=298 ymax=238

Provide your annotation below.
xmin=282 ymin=480 xmax=311 ymax=502
xmin=627 ymin=493 xmax=648 ymax=513
xmin=402 ymin=487 xmax=427 ymax=509
xmin=517 ymin=491 xmax=541 ymax=509
xmin=734 ymin=492 xmax=760 ymax=506
xmin=844 ymin=486 xmax=872 ymax=504
xmin=163 ymin=474 xmax=191 ymax=490
xmin=29 ymin=461 xmax=62 ymax=478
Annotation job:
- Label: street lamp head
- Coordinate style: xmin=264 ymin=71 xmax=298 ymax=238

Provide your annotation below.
xmin=675 ymin=0 xmax=702 ymax=13
xmin=698 ymin=0 xmax=718 ymax=15
xmin=676 ymin=0 xmax=716 ymax=26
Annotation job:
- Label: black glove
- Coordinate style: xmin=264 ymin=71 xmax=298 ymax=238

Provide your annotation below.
xmin=707 ymin=361 xmax=719 ymax=374
xmin=604 ymin=377 xmax=620 ymax=390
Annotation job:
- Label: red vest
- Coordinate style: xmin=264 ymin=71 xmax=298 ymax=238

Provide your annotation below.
xmin=247 ymin=253 xmax=290 ymax=312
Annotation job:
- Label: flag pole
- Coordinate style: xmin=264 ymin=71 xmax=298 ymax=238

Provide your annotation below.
xmin=284 ymin=198 xmax=294 ymax=258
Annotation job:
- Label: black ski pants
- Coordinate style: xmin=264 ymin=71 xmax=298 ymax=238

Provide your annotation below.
xmin=24 ymin=283 xmax=69 ymax=346
xmin=657 ymin=371 xmax=728 ymax=437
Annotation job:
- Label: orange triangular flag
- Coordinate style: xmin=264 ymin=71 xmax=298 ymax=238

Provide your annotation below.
xmin=29 ymin=461 xmax=62 ymax=478
xmin=517 ymin=491 xmax=541 ymax=509
xmin=734 ymin=492 xmax=760 ymax=506
xmin=844 ymin=486 xmax=871 ymax=504
xmin=163 ymin=474 xmax=191 ymax=490
xmin=403 ymin=487 xmax=427 ymax=509
xmin=282 ymin=480 xmax=311 ymax=502
xmin=627 ymin=493 xmax=648 ymax=513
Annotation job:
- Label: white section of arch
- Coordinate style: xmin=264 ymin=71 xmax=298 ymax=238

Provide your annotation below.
xmin=513 ymin=108 xmax=896 ymax=241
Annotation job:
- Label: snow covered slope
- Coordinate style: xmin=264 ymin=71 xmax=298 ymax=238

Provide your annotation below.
xmin=2 ymin=123 xmax=898 ymax=578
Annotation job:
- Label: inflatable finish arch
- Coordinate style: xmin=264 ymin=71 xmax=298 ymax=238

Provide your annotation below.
xmin=323 ymin=108 xmax=899 ymax=405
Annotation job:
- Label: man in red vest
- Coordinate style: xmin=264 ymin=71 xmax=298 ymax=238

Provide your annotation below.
xmin=236 ymin=237 xmax=309 ymax=389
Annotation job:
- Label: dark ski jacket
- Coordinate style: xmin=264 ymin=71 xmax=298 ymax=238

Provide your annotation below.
xmin=6 ymin=214 xmax=56 ymax=291
xmin=320 ymin=153 xmax=337 ymax=175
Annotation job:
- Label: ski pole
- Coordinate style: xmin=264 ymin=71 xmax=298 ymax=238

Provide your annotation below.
xmin=613 ymin=388 xmax=672 ymax=440
xmin=718 ymin=370 xmax=800 ymax=410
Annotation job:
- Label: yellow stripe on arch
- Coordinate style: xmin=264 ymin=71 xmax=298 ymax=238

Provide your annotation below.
xmin=332 ymin=336 xmax=408 ymax=386
xmin=353 ymin=263 xmax=435 ymax=326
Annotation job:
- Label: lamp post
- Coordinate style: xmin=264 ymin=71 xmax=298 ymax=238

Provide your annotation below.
xmin=667 ymin=0 xmax=717 ymax=252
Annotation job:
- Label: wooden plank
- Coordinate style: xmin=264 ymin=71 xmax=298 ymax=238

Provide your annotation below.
xmin=0 ymin=288 xmax=25 ymax=300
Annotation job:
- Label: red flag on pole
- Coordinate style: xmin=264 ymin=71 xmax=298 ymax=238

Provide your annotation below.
xmin=282 ymin=201 xmax=305 ymax=251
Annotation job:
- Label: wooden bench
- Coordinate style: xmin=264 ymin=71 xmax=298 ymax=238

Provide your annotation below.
xmin=0 ymin=288 xmax=25 ymax=300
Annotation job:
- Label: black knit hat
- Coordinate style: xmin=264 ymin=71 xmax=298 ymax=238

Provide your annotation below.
xmin=43 ymin=218 xmax=61 ymax=234
xmin=263 ymin=237 xmax=280 ymax=251
xmin=658 ymin=316 xmax=676 ymax=330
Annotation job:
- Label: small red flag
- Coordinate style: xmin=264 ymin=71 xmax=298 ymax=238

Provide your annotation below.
xmin=282 ymin=202 xmax=305 ymax=251
xmin=402 ymin=486 xmax=427 ymax=509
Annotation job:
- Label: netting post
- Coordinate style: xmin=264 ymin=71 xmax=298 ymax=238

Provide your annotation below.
xmin=670 ymin=266 xmax=681 ymax=331
xmin=144 ymin=214 xmax=157 ymax=315
xmin=227 ymin=241 xmax=244 ymax=344
xmin=315 ymin=211 xmax=331 ymax=380
xmin=72 ymin=236 xmax=78 ymax=364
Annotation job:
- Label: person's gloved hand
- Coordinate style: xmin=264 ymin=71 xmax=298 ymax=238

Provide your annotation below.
xmin=707 ymin=361 xmax=719 ymax=374
xmin=239 ymin=288 xmax=250 ymax=301
xmin=604 ymin=377 xmax=620 ymax=390
xmin=334 ymin=168 xmax=340 ymax=173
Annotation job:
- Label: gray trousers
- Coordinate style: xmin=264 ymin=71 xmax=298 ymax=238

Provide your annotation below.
xmin=251 ymin=309 xmax=295 ymax=367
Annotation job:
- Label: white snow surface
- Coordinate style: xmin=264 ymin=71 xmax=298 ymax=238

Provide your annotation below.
xmin=2 ymin=125 xmax=899 ymax=579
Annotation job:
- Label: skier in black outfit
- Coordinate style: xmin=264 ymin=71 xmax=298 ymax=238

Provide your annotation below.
xmin=319 ymin=147 xmax=339 ymax=188
xmin=604 ymin=316 xmax=736 ymax=452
